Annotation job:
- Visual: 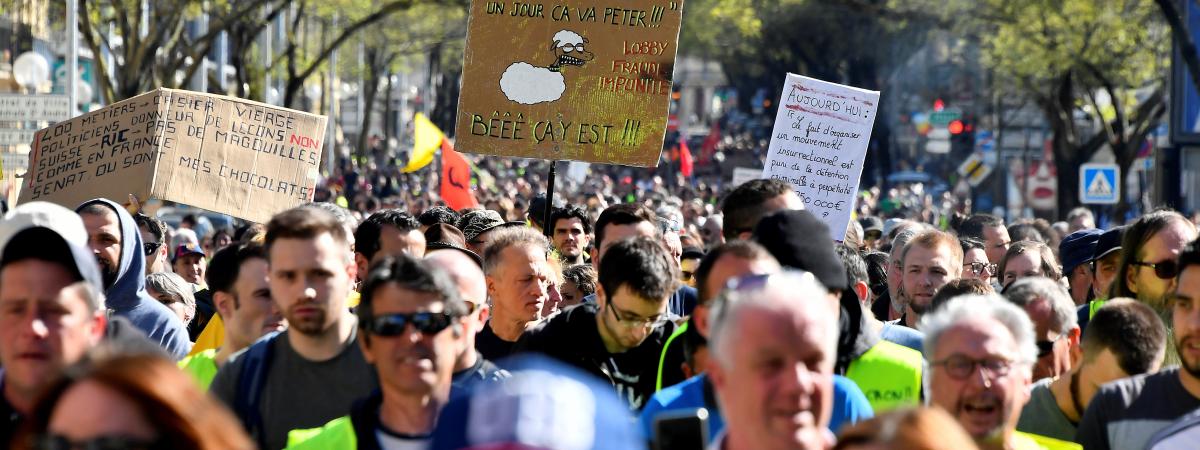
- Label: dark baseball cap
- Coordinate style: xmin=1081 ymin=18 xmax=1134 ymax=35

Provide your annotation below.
xmin=1059 ymin=228 xmax=1102 ymax=274
xmin=1092 ymin=226 xmax=1126 ymax=261
xmin=752 ymin=210 xmax=848 ymax=291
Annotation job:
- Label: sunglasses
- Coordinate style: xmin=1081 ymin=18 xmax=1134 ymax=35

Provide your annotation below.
xmin=1036 ymin=331 xmax=1068 ymax=357
xmin=1132 ymin=259 xmax=1179 ymax=280
xmin=34 ymin=434 xmax=165 ymax=450
xmin=364 ymin=312 xmax=455 ymax=336
xmin=142 ymin=241 xmax=161 ymax=257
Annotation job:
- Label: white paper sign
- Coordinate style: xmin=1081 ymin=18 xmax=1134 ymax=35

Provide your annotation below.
xmin=0 ymin=94 xmax=71 ymax=122
xmin=731 ymin=167 xmax=760 ymax=188
xmin=762 ymin=73 xmax=879 ymax=241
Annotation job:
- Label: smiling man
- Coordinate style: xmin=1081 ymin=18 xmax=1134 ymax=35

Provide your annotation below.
xmin=922 ymin=294 xmax=1079 ymax=450
xmin=707 ymin=271 xmax=840 ymax=450
xmin=286 ymin=255 xmax=466 ymax=449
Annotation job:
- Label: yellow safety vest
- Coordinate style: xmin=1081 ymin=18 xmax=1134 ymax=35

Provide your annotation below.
xmin=285 ymin=415 xmax=356 ymax=449
xmin=844 ymin=340 xmax=923 ymax=412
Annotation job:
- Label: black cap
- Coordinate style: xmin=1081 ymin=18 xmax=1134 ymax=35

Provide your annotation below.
xmin=1092 ymin=226 xmax=1126 ymax=261
xmin=752 ymin=210 xmax=848 ymax=291
xmin=527 ymin=193 xmax=564 ymax=224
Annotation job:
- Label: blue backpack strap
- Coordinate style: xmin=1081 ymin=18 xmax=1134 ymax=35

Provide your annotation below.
xmin=233 ymin=331 xmax=281 ymax=447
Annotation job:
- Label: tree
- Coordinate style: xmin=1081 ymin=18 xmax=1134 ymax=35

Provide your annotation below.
xmin=962 ymin=0 xmax=1168 ymax=215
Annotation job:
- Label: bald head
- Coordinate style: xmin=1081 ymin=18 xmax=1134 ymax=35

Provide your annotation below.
xmin=425 ymin=250 xmax=487 ymax=306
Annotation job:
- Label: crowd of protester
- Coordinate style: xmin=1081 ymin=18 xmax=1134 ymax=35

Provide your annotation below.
xmin=6 ymin=142 xmax=1200 ymax=450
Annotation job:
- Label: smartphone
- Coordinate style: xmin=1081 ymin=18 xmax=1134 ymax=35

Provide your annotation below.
xmin=653 ymin=407 xmax=710 ymax=450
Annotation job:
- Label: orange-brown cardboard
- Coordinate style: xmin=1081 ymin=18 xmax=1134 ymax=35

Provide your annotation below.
xmin=454 ymin=0 xmax=685 ymax=167
xmin=19 ymin=89 xmax=326 ymax=223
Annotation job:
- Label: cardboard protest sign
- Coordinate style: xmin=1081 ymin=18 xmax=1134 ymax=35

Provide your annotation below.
xmin=454 ymin=0 xmax=685 ymax=167
xmin=762 ymin=73 xmax=879 ymax=241
xmin=20 ymin=89 xmax=326 ymax=223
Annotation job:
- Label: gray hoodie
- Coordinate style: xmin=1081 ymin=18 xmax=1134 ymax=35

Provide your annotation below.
xmin=75 ymin=199 xmax=191 ymax=359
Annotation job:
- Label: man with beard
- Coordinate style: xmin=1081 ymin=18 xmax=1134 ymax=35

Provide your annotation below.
xmin=1110 ymin=210 xmax=1197 ymax=365
xmin=285 ymin=255 xmax=466 ymax=449
xmin=76 ymin=199 xmax=190 ymax=359
xmin=899 ymin=230 xmax=964 ymax=329
xmin=1076 ymin=239 xmax=1200 ymax=450
xmin=873 ymin=228 xmax=921 ymax=322
xmin=922 ymin=294 xmax=1080 ymax=449
xmin=210 ymin=207 xmax=378 ymax=450
xmin=707 ymin=271 xmax=840 ymax=450
xmin=550 ymin=206 xmax=591 ymax=266
xmin=514 ymin=236 xmax=678 ymax=411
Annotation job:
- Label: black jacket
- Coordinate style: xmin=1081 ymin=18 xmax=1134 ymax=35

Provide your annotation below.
xmin=513 ymin=302 xmax=676 ymax=411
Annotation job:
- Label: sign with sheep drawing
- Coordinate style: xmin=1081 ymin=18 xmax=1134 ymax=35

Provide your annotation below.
xmin=455 ymin=0 xmax=685 ymax=167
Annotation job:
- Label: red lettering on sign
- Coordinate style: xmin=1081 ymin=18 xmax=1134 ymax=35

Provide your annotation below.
xmin=289 ymin=135 xmax=319 ymax=149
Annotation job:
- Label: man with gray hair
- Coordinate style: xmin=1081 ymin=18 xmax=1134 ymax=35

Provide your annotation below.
xmin=921 ymin=295 xmax=1079 ymax=449
xmin=707 ymin=271 xmax=841 ymax=450
xmin=1004 ymin=277 xmax=1081 ymax=381
xmin=476 ymin=226 xmax=552 ymax=361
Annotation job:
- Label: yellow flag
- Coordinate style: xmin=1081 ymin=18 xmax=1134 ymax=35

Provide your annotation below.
xmin=403 ymin=113 xmax=444 ymax=173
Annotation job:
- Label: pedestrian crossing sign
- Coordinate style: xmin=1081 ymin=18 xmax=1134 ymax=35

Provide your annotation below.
xmin=1079 ymin=163 xmax=1119 ymax=204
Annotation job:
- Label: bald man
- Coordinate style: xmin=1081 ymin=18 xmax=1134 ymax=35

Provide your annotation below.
xmin=425 ymin=249 xmax=508 ymax=388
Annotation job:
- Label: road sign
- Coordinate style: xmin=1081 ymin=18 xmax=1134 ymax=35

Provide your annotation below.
xmin=0 ymin=129 xmax=36 ymax=146
xmin=929 ymin=108 xmax=962 ymax=127
xmin=925 ymin=139 xmax=951 ymax=154
xmin=956 ymin=152 xmax=993 ymax=187
xmin=1080 ymin=163 xmax=1120 ymax=204
xmin=0 ymin=94 xmax=70 ymax=122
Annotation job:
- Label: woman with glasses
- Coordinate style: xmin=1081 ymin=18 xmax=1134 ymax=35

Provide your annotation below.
xmin=960 ymin=238 xmax=997 ymax=283
xmin=17 ymin=349 xmax=253 ymax=450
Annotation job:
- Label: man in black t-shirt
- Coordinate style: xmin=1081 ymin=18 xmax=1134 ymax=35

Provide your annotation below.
xmin=515 ymin=236 xmax=678 ymax=410
xmin=476 ymin=227 xmax=553 ymax=361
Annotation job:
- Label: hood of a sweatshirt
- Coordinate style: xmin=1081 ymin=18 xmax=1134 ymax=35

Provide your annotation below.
xmin=74 ymin=198 xmax=149 ymax=310
xmin=0 ymin=202 xmax=103 ymax=293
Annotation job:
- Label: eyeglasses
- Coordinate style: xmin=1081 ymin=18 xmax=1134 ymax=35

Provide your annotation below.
xmin=1132 ymin=259 xmax=1180 ymax=280
xmin=364 ymin=312 xmax=455 ymax=336
xmin=142 ymin=241 xmax=161 ymax=257
xmin=965 ymin=262 xmax=997 ymax=276
xmin=930 ymin=354 xmax=1016 ymax=380
xmin=33 ymin=434 xmax=165 ymax=450
xmin=605 ymin=301 xmax=666 ymax=329
xmin=1036 ymin=331 xmax=1068 ymax=357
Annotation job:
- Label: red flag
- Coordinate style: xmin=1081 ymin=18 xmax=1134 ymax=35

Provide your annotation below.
xmin=680 ymin=139 xmax=694 ymax=178
xmin=440 ymin=139 xmax=478 ymax=210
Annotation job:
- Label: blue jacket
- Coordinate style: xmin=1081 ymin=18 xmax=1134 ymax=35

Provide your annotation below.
xmin=76 ymin=199 xmax=190 ymax=359
xmin=639 ymin=374 xmax=873 ymax=443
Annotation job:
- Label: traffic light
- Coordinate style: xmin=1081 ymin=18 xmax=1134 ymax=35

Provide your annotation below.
xmin=950 ymin=116 xmax=975 ymax=157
